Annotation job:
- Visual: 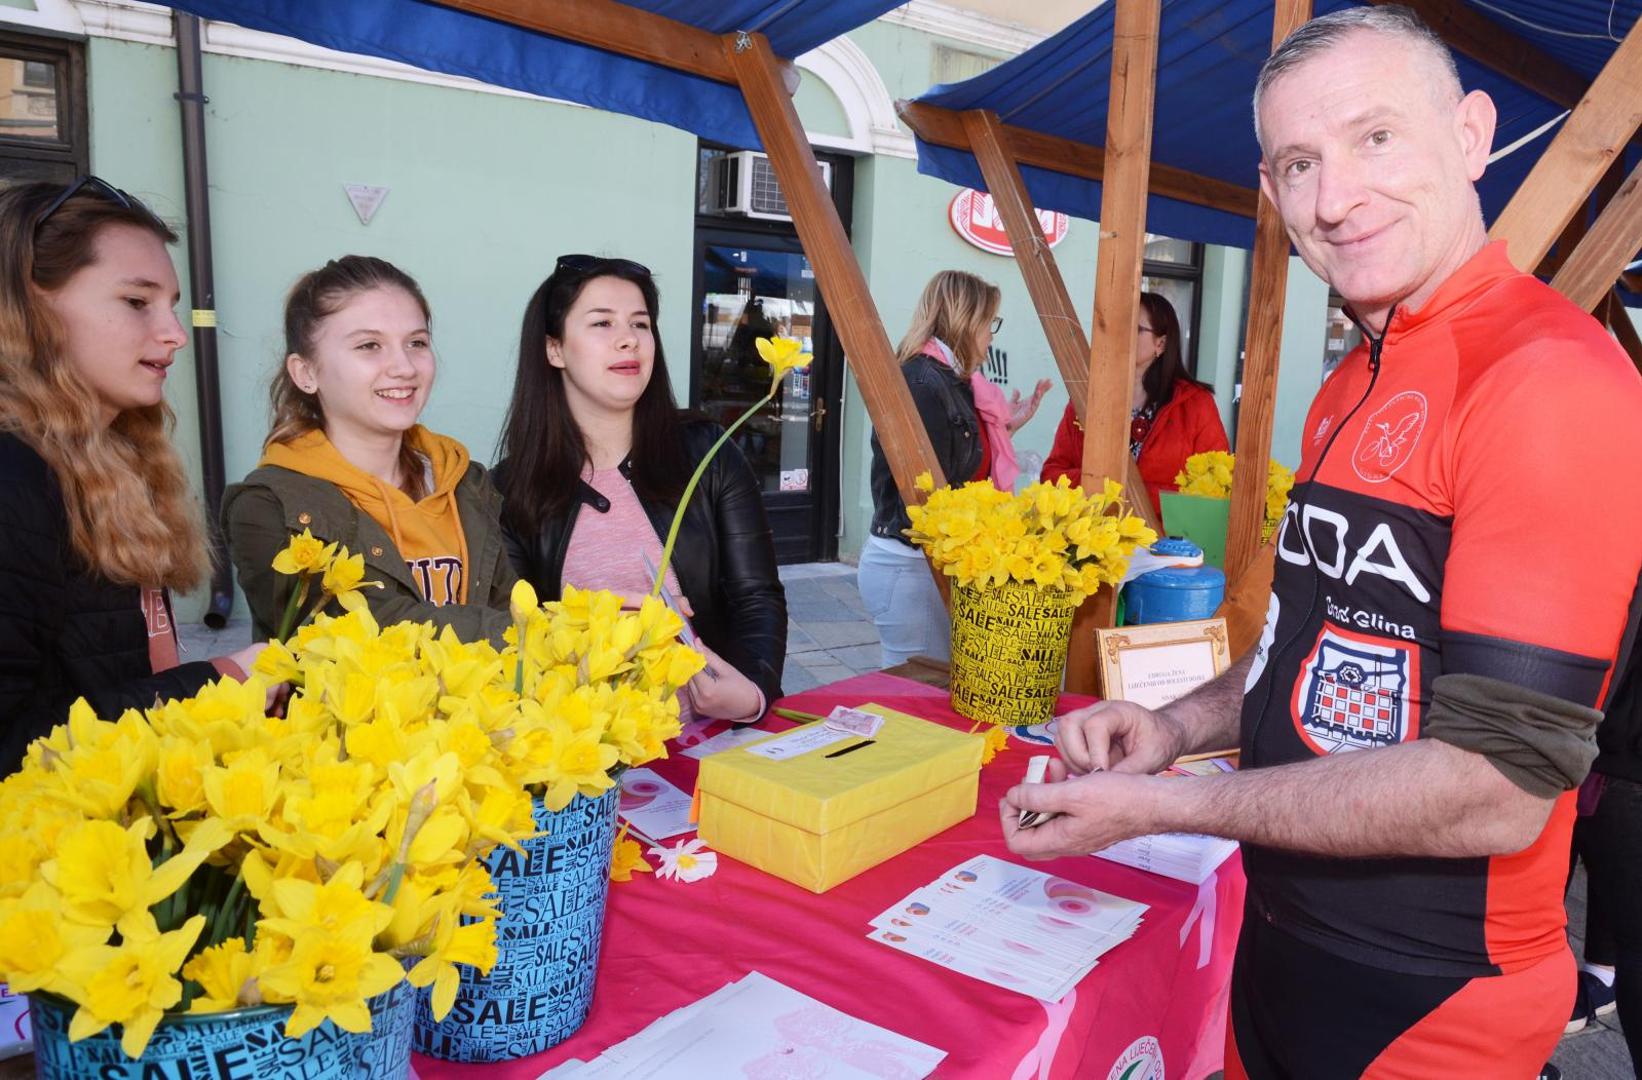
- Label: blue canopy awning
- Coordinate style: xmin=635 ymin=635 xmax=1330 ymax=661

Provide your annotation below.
xmin=164 ymin=0 xmax=902 ymax=150
xmin=909 ymin=0 xmax=1641 ymax=252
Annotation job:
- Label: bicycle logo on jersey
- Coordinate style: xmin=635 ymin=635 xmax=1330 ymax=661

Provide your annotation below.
xmin=1352 ymin=390 xmax=1428 ymax=483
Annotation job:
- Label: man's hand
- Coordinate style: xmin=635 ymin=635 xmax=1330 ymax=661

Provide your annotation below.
xmin=1053 ymin=699 xmax=1188 ymax=775
xmin=999 ymin=761 xmax=1165 ymax=860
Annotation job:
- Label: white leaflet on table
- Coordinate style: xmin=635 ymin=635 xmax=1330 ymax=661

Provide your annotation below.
xmin=679 ymin=725 xmax=772 ymax=759
xmin=1094 ymin=834 xmax=1239 ymax=885
xmin=866 ymin=925 xmax=1083 ymax=1003
xmin=742 ymin=722 xmax=855 ymax=760
xmin=929 ymin=855 xmax=1149 ymax=935
xmin=873 ymin=886 xmax=1141 ymax=960
xmin=561 ymin=972 xmax=944 ymax=1079
xmin=616 ymin=768 xmax=696 ymax=842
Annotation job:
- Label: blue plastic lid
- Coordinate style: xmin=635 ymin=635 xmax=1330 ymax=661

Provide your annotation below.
xmin=1133 ymin=565 xmax=1225 ymax=590
xmin=1150 ymin=536 xmax=1203 ymax=558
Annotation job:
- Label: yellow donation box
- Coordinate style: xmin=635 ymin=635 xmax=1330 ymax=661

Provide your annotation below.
xmin=696 ymin=704 xmax=983 ymax=894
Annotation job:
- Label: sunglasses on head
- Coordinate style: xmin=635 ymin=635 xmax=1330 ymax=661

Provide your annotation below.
xmin=34 ymin=175 xmax=135 ymax=233
xmin=555 ymin=253 xmax=652 ymax=278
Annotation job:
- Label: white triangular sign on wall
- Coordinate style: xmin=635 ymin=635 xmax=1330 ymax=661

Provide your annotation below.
xmin=344 ymin=184 xmax=389 ymax=225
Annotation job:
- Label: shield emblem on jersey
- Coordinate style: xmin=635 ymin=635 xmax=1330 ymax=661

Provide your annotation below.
xmin=1293 ymin=629 xmax=1417 ymax=754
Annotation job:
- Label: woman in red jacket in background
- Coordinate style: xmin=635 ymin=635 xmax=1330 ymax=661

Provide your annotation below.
xmin=1040 ymin=291 xmax=1227 ymax=517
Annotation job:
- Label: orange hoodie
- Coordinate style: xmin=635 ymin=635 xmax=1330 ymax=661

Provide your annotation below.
xmin=258 ymin=426 xmax=473 ymax=605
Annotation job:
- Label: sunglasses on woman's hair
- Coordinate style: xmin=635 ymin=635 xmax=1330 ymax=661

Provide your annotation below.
xmin=555 ymin=253 xmax=652 ymax=278
xmin=34 ymin=175 xmax=135 ymax=233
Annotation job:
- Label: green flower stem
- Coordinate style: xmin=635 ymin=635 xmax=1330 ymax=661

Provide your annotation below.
xmin=274 ymin=575 xmax=313 ymax=644
xmin=209 ymin=871 xmax=246 ymax=948
xmin=772 ymin=707 xmax=824 ymax=724
xmin=650 ymin=388 xmax=775 ymax=598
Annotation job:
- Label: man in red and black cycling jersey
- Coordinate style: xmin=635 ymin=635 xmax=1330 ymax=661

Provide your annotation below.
xmin=1001 ymin=5 xmax=1642 ymax=1077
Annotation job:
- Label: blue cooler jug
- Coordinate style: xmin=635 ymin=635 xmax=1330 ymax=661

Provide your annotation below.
xmin=1123 ymin=538 xmax=1226 ymax=624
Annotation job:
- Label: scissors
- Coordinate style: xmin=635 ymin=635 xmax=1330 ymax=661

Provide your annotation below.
xmin=640 ymin=550 xmax=697 ymax=646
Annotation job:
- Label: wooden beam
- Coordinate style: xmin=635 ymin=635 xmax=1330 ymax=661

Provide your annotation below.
xmin=1605 ymin=290 xmax=1642 ymax=376
xmin=1551 ymin=161 xmax=1642 ymax=312
xmin=897 ymin=101 xmax=1259 ymax=220
xmin=433 ymin=0 xmax=734 ymax=83
xmin=1224 ymin=0 xmax=1313 ymax=586
xmin=963 ymin=107 xmax=1164 ymax=539
xmin=966 ymin=109 xmax=1093 ymax=407
xmin=1368 ymin=0 xmax=1599 ymax=121
xmin=1064 ymin=0 xmax=1163 ymax=695
xmin=1489 ymin=18 xmax=1642 ymax=271
xmin=724 ymin=31 xmax=945 ymax=513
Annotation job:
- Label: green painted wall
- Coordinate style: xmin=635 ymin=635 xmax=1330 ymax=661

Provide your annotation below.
xmin=86 ymin=38 xmax=700 ymax=617
xmin=65 ymin=17 xmax=1351 ymax=619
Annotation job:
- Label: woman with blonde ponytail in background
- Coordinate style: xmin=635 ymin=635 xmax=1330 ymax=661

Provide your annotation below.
xmin=223 ymin=255 xmax=516 ymax=644
xmin=858 ymin=270 xmax=1048 ymax=667
xmin=0 ymin=178 xmax=267 ymax=774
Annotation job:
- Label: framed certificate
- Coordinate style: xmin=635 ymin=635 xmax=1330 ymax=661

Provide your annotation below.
xmin=1095 ymin=618 xmax=1231 ymax=709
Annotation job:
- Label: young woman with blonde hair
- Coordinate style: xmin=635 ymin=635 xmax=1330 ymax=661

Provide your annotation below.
xmin=223 ymin=256 xmax=517 ymax=643
xmin=0 ymin=178 xmax=266 ymax=773
xmin=859 ymin=269 xmax=1048 ymax=667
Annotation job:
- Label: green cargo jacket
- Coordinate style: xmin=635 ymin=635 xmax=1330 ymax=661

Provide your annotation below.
xmin=222 ymin=463 xmax=517 ymax=645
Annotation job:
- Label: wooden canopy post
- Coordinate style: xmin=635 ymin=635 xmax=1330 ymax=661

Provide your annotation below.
xmin=1604 ymin=291 xmax=1642 ymax=374
xmin=1489 ymin=18 xmax=1642 ymax=271
xmin=726 ymin=31 xmax=946 ymax=504
xmin=962 ymin=108 xmax=1163 ymax=537
xmin=1550 ymin=162 xmax=1642 ymax=312
xmin=1222 ymin=0 xmax=1312 ymax=587
xmin=1058 ymin=0 xmax=1162 ymax=694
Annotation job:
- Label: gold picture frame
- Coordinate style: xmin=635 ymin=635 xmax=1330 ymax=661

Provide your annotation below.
xmin=1095 ymin=618 xmax=1231 ymax=709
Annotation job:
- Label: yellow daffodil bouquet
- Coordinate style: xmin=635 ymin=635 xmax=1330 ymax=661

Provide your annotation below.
xmin=0 ymin=567 xmax=703 ymax=1059
xmin=904 ymin=472 xmax=1158 ymax=604
xmin=1173 ymin=450 xmax=1296 ymax=533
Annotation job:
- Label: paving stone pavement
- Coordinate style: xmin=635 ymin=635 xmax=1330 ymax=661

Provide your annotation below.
xmin=178 ymin=562 xmax=1634 ymax=1078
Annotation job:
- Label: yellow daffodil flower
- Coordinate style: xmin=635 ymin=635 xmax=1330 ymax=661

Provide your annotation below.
xmin=41 ymin=816 xmax=229 ymax=929
xmin=258 ymin=924 xmax=404 ymax=1038
xmin=319 ymin=551 xmax=381 ymax=614
xmin=0 ymin=882 xmax=110 ymax=995
xmin=408 ymin=915 xmax=498 ymax=1020
xmin=56 ymin=911 xmax=206 ymax=1058
xmin=609 ymin=823 xmax=652 ymax=883
xmin=183 ymin=937 xmax=267 ymax=1012
xmin=271 ymin=528 xmax=336 ymax=577
xmin=754 ymin=335 xmax=813 ymax=395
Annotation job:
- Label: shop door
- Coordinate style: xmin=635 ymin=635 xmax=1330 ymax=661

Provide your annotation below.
xmin=691 ymin=229 xmax=841 ymax=563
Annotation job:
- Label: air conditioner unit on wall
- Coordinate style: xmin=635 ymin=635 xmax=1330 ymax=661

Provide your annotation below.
xmin=709 ymin=150 xmax=833 ymax=221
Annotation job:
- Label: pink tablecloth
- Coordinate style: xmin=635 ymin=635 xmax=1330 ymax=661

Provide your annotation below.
xmin=415 ymin=673 xmax=1245 ymax=1080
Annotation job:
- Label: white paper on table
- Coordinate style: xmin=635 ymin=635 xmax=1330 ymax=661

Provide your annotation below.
xmin=742 ymin=722 xmax=855 ymax=760
xmin=564 ymin=972 xmax=945 ymax=1079
xmin=616 ymin=768 xmax=696 ymax=842
xmin=867 ymin=925 xmax=1082 ymax=1002
xmin=679 ymin=726 xmax=772 ymax=759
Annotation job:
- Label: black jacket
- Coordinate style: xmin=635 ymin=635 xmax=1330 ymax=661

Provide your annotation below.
xmin=1595 ymin=631 xmax=1642 ymax=784
xmin=497 ymin=420 xmax=786 ymax=704
xmin=0 ymin=431 xmax=220 ymax=774
xmin=869 ymin=354 xmax=983 ymax=546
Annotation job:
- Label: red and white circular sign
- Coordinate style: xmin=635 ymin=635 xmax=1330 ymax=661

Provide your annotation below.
xmin=948 ymin=188 xmax=1070 ymax=257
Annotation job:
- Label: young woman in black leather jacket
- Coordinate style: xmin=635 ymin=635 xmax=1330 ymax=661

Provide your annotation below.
xmin=494 ymin=256 xmax=785 ymax=721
